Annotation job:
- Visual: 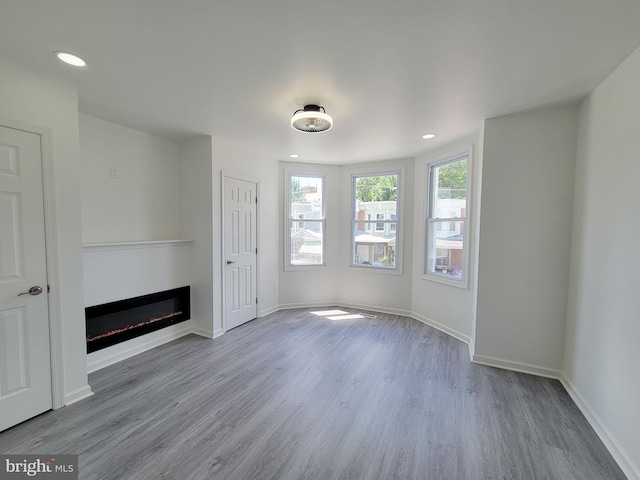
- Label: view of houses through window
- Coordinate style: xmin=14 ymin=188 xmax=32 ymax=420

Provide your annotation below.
xmin=426 ymin=154 xmax=469 ymax=284
xmin=287 ymin=174 xmax=325 ymax=267
xmin=351 ymin=172 xmax=400 ymax=269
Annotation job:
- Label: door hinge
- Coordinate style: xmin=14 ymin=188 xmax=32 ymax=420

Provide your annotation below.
xmin=47 ymin=285 xmax=50 ymax=293
xmin=256 ymin=248 xmax=258 ymax=254
xmin=256 ymin=297 xmax=258 ymax=304
xmin=255 ymin=197 xmax=258 ymax=204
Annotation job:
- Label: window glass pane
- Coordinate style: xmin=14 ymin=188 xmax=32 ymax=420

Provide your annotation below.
xmin=427 ymin=220 xmax=464 ymax=280
xmin=290 ymin=220 xmax=324 ymax=265
xmin=288 ymin=174 xmax=325 ymax=268
xmin=352 ymin=172 xmax=399 ymax=269
xmin=433 ymin=158 xmax=467 ymax=219
xmin=352 ymin=223 xmax=396 ymax=268
xmin=290 ymin=176 xmax=324 ymax=219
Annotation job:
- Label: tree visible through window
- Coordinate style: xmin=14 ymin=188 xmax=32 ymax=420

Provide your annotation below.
xmin=351 ymin=172 xmax=400 ymax=269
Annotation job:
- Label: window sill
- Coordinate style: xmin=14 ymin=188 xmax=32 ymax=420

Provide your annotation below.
xmin=422 ymin=272 xmax=469 ymax=289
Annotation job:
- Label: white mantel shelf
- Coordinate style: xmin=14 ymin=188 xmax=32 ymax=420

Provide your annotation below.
xmin=83 ymin=239 xmax=194 ymax=252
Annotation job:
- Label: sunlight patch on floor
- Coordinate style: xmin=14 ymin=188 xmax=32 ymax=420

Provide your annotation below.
xmin=310 ymin=309 xmax=369 ymax=321
xmin=311 ymin=310 xmax=350 ymax=316
xmin=326 ymin=314 xmax=365 ymax=321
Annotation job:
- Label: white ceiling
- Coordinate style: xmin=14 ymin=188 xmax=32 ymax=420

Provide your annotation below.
xmin=1 ymin=1 xmax=640 ymax=164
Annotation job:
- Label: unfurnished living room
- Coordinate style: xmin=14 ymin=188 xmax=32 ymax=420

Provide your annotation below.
xmin=0 ymin=1 xmax=639 ymax=479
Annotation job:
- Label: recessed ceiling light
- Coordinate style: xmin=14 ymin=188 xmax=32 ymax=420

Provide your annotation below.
xmin=422 ymin=133 xmax=436 ymax=139
xmin=289 ymin=154 xmax=300 ymax=158
xmin=54 ymin=51 xmax=86 ymax=67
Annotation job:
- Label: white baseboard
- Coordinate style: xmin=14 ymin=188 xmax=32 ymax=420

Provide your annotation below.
xmin=471 ymin=354 xmax=562 ymax=379
xmin=212 ymin=328 xmax=224 ymax=338
xmin=87 ymin=321 xmax=195 ymax=373
xmin=278 ymin=301 xmax=338 ymax=310
xmin=411 ymin=312 xmax=471 ymax=345
xmin=259 ymin=305 xmax=279 ymax=317
xmin=338 ymin=301 xmax=413 ymax=318
xmin=191 ymin=326 xmax=214 ymax=338
xmin=559 ymin=374 xmax=639 ymax=480
xmin=64 ymin=385 xmax=94 ymax=406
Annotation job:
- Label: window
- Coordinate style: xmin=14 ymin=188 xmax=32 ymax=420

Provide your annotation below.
xmin=351 ymin=171 xmax=400 ymax=270
xmin=425 ymin=152 xmax=470 ymax=286
xmin=287 ymin=173 xmax=325 ymax=267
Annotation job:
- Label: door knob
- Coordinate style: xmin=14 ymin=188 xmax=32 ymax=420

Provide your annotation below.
xmin=17 ymin=286 xmax=43 ymax=297
xmin=226 ymin=260 xmax=236 ymax=264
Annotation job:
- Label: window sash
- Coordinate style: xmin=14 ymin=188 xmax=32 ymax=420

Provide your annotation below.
xmin=287 ymin=173 xmax=326 ymax=268
xmin=351 ymin=171 xmax=401 ymax=270
xmin=425 ymin=153 xmax=469 ymax=286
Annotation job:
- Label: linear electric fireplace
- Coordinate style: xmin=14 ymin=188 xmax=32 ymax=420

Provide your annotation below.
xmin=85 ymin=286 xmax=190 ymax=353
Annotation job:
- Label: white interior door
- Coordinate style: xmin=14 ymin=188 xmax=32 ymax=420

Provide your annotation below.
xmin=224 ymin=176 xmax=257 ymax=330
xmin=0 ymin=126 xmax=52 ymax=431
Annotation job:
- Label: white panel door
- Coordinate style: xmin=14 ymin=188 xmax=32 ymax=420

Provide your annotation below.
xmin=224 ymin=177 xmax=257 ymax=330
xmin=0 ymin=126 xmax=52 ymax=431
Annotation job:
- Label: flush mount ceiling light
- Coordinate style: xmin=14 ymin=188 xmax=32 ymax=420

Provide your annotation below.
xmin=422 ymin=133 xmax=436 ymax=139
xmin=291 ymin=105 xmax=333 ymax=133
xmin=54 ymin=51 xmax=87 ymax=67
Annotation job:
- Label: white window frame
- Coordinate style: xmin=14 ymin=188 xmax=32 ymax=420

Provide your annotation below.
xmin=286 ymin=172 xmax=326 ymax=270
xmin=351 ymin=170 xmax=402 ymax=272
xmin=424 ymin=148 xmax=472 ymax=288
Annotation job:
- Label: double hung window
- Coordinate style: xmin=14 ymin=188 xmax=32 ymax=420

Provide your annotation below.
xmin=425 ymin=152 xmax=470 ymax=286
xmin=287 ymin=174 xmax=325 ymax=267
xmin=351 ymin=171 xmax=400 ymax=270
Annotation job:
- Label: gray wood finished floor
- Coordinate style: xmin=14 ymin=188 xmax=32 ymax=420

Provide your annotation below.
xmin=0 ymin=308 xmax=626 ymax=480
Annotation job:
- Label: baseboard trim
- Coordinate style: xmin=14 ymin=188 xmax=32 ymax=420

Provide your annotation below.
xmin=338 ymin=301 xmax=413 ymax=318
xmin=410 ymin=312 xmax=471 ymax=345
xmin=191 ymin=327 xmax=214 ymax=339
xmin=559 ymin=374 xmax=639 ymax=480
xmin=64 ymin=385 xmax=94 ymax=406
xmin=87 ymin=322 xmax=195 ymax=373
xmin=278 ymin=302 xmax=338 ymax=310
xmin=212 ymin=328 xmax=224 ymax=339
xmin=472 ymin=354 xmax=562 ymax=379
xmin=259 ymin=305 xmax=279 ymax=317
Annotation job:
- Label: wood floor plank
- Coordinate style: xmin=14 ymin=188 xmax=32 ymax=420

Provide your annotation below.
xmin=0 ymin=308 xmax=626 ymax=479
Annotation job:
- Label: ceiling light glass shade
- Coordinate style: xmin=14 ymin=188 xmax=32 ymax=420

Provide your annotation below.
xmin=54 ymin=51 xmax=87 ymax=67
xmin=291 ymin=105 xmax=333 ymax=133
xmin=422 ymin=133 xmax=436 ymax=139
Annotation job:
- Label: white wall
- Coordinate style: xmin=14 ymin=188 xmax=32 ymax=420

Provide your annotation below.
xmin=212 ymin=139 xmax=280 ymax=320
xmin=83 ymin=242 xmax=193 ymax=371
xmin=80 ymin=114 xmax=183 ymax=243
xmin=0 ymin=57 xmax=90 ymax=403
xmin=180 ymin=136 xmax=215 ymax=336
xmin=474 ymin=105 xmax=579 ymax=375
xmin=279 ymin=162 xmax=342 ymax=308
xmin=337 ymin=159 xmax=415 ymax=313
xmin=411 ymin=139 xmax=481 ymax=343
xmin=563 ymin=45 xmax=640 ymax=478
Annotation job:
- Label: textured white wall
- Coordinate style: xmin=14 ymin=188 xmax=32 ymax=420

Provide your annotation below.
xmin=564 ymin=45 xmax=640 ymax=478
xmin=474 ymin=105 xmax=579 ymax=373
xmin=0 ymin=57 xmax=89 ymax=401
xmin=80 ymin=114 xmax=183 ymax=243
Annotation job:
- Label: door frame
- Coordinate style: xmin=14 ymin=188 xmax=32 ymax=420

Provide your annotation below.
xmin=0 ymin=118 xmax=65 ymax=409
xmin=221 ymin=172 xmax=260 ymax=333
